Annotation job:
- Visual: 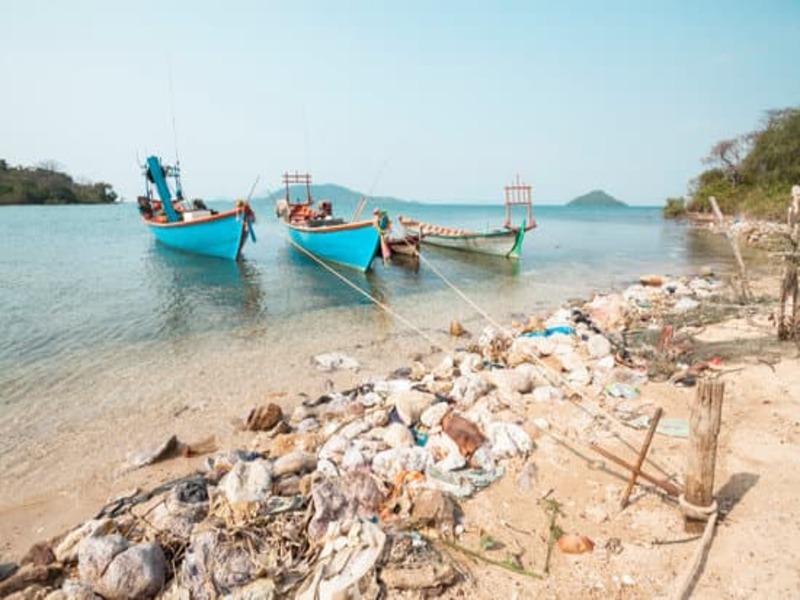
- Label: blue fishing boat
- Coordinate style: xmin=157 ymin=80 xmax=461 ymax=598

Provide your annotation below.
xmin=275 ymin=172 xmax=381 ymax=272
xmin=137 ymin=156 xmax=256 ymax=261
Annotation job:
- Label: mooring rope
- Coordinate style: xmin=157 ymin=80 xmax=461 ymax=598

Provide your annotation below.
xmin=281 ymin=232 xmax=442 ymax=348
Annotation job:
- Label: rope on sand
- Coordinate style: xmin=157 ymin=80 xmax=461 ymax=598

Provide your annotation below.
xmin=671 ymin=496 xmax=720 ymax=600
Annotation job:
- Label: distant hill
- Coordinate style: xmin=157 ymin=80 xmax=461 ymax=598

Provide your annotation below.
xmin=257 ymin=183 xmax=421 ymax=216
xmin=0 ymin=159 xmax=118 ymax=205
xmin=567 ymin=189 xmax=626 ymax=207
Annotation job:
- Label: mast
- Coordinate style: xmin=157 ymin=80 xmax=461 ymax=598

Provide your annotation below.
xmin=504 ymin=174 xmax=534 ymax=229
xmin=282 ymin=171 xmax=313 ymax=204
xmin=146 ymin=156 xmax=180 ymax=223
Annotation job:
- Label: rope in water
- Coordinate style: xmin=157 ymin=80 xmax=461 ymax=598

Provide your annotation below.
xmin=281 ymin=232 xmax=442 ymax=349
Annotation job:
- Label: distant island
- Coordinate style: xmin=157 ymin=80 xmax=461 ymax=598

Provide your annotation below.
xmin=567 ymin=189 xmax=627 ymax=207
xmin=0 ymin=159 xmax=118 ymax=205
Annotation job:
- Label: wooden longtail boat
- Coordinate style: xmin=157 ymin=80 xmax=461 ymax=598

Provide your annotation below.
xmin=275 ymin=172 xmax=382 ymax=272
xmin=398 ymin=176 xmax=536 ymax=259
xmin=137 ymin=156 xmax=256 ymax=261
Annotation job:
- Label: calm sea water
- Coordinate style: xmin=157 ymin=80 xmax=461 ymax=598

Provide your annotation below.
xmin=0 ymin=200 xmax=738 ymax=474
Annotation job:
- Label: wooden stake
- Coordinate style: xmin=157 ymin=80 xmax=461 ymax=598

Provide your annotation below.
xmin=589 ymin=443 xmax=681 ymax=497
xmin=684 ymin=378 xmax=724 ymax=533
xmin=620 ymin=407 xmax=663 ymax=508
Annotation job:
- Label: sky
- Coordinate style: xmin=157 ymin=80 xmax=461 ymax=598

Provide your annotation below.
xmin=1 ymin=1 xmax=799 ymax=205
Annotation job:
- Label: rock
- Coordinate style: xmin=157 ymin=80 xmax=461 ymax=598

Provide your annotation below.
xmin=409 ymin=361 xmax=428 ymax=380
xmin=425 ymin=433 xmax=467 ymax=471
xmin=272 ymin=451 xmax=317 ymax=478
xmin=390 ymin=390 xmax=436 ymax=426
xmin=79 ymin=536 xmax=166 ymax=600
xmin=45 ymin=579 xmax=96 ymax=600
xmin=432 ymin=355 xmax=456 ymax=380
xmin=420 ymin=402 xmax=449 ymax=428
xmin=340 ymin=419 xmax=371 ymax=440
xmin=483 ymin=364 xmax=535 ymax=394
xmin=125 ymin=435 xmax=182 ymax=470
xmin=150 ymin=479 xmax=209 ymax=541
xmin=639 ymin=274 xmax=664 ymax=287
xmin=224 ymin=578 xmax=276 ymax=599
xmin=181 ymin=528 xmax=261 ymax=598
xmin=486 ymin=422 xmax=533 ymax=459
xmin=371 ymin=447 xmax=432 ymax=481
xmin=410 ymin=489 xmax=461 ymax=536
xmin=586 ymin=334 xmax=612 ymax=359
xmin=98 ymin=543 xmax=166 ymax=600
xmin=585 ymin=294 xmax=625 ymax=332
xmin=450 ymin=373 xmax=493 ymax=406
xmin=244 ymin=403 xmax=282 ymax=431
xmin=54 ymin=519 xmax=117 ymax=564
xmin=557 ymin=533 xmax=594 ymax=554
xmin=312 ymin=352 xmax=360 ymax=372
xmin=441 ymin=412 xmax=485 ymax=458
xmin=532 ymin=386 xmax=562 ymax=403
xmin=381 ymin=422 xmax=416 ymax=448
xmin=449 ymin=320 xmax=466 ymax=337
xmin=217 ymin=459 xmax=273 ymax=504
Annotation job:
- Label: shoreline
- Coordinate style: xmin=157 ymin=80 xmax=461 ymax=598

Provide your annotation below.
xmin=1 ymin=235 xmax=798 ymax=597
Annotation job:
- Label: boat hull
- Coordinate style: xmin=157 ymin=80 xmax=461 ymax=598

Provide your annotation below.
xmin=400 ymin=219 xmax=529 ymax=259
xmin=146 ymin=208 xmax=250 ymax=260
xmin=286 ymin=220 xmax=380 ymax=271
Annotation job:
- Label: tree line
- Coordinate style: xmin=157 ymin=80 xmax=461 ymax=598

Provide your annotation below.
xmin=664 ymin=107 xmax=800 ymax=220
xmin=0 ymin=159 xmax=118 ymax=205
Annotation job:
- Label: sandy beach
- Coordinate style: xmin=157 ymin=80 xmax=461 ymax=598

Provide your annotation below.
xmin=1 ymin=232 xmax=799 ymax=599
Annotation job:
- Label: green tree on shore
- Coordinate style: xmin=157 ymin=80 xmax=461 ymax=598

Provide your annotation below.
xmin=664 ymin=107 xmax=800 ymax=220
xmin=0 ymin=159 xmax=118 ymax=205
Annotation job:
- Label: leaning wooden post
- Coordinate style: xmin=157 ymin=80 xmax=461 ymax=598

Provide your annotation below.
xmin=683 ymin=378 xmax=724 ymax=533
xmin=709 ymin=196 xmax=752 ymax=303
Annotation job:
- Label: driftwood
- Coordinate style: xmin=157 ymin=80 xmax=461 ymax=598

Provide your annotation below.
xmin=620 ymin=407 xmax=664 ymax=508
xmin=589 ymin=443 xmax=681 ymax=497
xmin=708 ymin=197 xmax=753 ymax=304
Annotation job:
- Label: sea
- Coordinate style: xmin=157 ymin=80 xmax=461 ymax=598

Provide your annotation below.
xmin=0 ymin=200 xmax=747 ymax=501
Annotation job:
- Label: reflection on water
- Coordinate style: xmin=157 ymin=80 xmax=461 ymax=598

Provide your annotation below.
xmin=145 ymin=245 xmax=268 ymax=338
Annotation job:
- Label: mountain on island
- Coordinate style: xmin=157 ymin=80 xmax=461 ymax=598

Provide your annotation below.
xmin=567 ymin=189 xmax=627 ymax=207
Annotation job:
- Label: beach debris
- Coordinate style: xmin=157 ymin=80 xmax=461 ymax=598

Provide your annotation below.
xmin=557 ymin=533 xmax=595 ymax=554
xmin=78 ymin=535 xmax=166 ymax=600
xmin=125 ymin=434 xmax=182 ymax=470
xmin=312 ymin=352 xmax=361 ymax=372
xmin=628 ymin=415 xmax=690 ymax=438
xmin=410 ymin=489 xmax=461 ymax=536
xmin=0 ymin=564 xmax=63 ymax=598
xmin=245 ymin=403 xmax=283 ymax=431
xmin=380 ymin=534 xmax=459 ymax=591
xmin=148 ymin=479 xmax=209 ymax=541
xmin=298 ymin=519 xmax=385 ymax=600
xmin=0 ymin=563 xmax=18 ymax=582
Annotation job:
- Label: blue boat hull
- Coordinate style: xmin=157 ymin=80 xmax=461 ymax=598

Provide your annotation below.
xmin=286 ymin=220 xmax=380 ymax=271
xmin=146 ymin=208 xmax=250 ymax=260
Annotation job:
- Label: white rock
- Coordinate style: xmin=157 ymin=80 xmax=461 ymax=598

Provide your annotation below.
xmin=340 ymin=420 xmax=371 ymax=440
xmin=586 ymin=334 xmax=612 ymax=359
xmin=420 ymin=402 xmax=450 ymax=428
xmin=312 ymin=352 xmax=361 ymax=372
xmin=217 ymin=459 xmax=272 ymax=504
xmin=55 ymin=518 xmax=117 ymax=564
xmin=390 ymin=389 xmax=436 ymax=426
xmin=273 ymin=451 xmax=317 ymax=477
xmin=532 ymin=386 xmax=563 ymax=403
xmin=372 ymin=447 xmax=432 ymax=480
xmin=450 ymin=373 xmax=493 ymax=406
xmin=381 ymin=422 xmax=416 ymax=448
xmin=487 ymin=422 xmax=533 ymax=459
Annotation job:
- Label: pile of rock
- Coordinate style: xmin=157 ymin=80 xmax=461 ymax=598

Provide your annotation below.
xmin=0 ymin=273 xmax=726 ymax=599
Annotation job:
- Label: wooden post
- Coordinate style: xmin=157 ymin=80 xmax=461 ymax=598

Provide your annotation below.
xmin=684 ymin=378 xmax=725 ymax=532
xmin=620 ymin=407 xmax=663 ymax=508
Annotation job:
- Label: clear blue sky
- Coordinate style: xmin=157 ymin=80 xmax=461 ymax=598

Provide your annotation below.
xmin=2 ymin=1 xmax=798 ymax=205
